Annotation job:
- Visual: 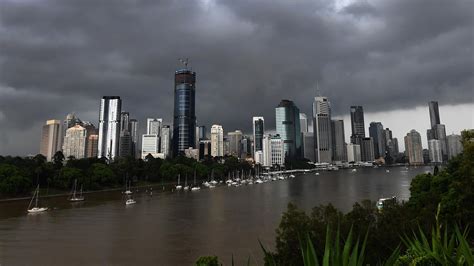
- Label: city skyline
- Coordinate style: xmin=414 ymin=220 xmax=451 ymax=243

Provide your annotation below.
xmin=1 ymin=0 xmax=473 ymax=155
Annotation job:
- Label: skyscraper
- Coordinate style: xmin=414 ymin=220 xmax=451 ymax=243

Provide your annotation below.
xmin=429 ymin=101 xmax=440 ymax=129
xmin=426 ymin=101 xmax=447 ymax=161
xmin=360 ymin=137 xmax=375 ymax=162
xmin=404 ymin=129 xmax=424 ymax=165
xmin=331 ymin=120 xmax=346 ymax=162
xmin=446 ymin=134 xmax=463 ymax=160
xmin=119 ymin=112 xmax=132 ymax=157
xmin=299 ymin=113 xmax=308 ymax=133
xmin=433 ymin=124 xmax=447 ymax=160
xmin=369 ymin=122 xmax=386 ymax=159
xmin=62 ymin=125 xmax=87 ymax=159
xmin=302 ymin=132 xmax=315 ymax=161
xmin=173 ymin=67 xmax=196 ymax=156
xmin=275 ymin=100 xmax=302 ymax=159
xmin=86 ymin=134 xmax=99 ymax=158
xmin=253 ymin=117 xmax=265 ymax=158
xmin=98 ymin=96 xmax=121 ymax=161
xmin=210 ymin=125 xmax=224 ymax=157
xmin=160 ymin=125 xmax=171 ymax=158
xmin=198 ymin=126 xmax=207 ymax=140
xmin=129 ymin=119 xmax=139 ymax=158
xmin=147 ymin=118 xmax=162 ymax=135
xmin=263 ymin=134 xmax=285 ymax=167
xmin=40 ymin=119 xmax=63 ymax=161
xmin=313 ymin=96 xmax=332 ymax=163
xmin=428 ymin=139 xmax=442 ymax=164
xmin=350 ymin=106 xmax=365 ymax=144
xmin=228 ymin=130 xmax=243 ymax=157
xmin=347 ymin=143 xmax=361 ymax=162
xmin=141 ymin=119 xmax=161 ymax=159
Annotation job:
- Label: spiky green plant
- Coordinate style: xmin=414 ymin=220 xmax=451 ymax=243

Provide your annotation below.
xmin=398 ymin=205 xmax=473 ymax=265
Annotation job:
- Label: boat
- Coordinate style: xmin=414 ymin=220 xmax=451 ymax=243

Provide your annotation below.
xmin=176 ymin=174 xmax=183 ymax=190
xmin=289 ymin=174 xmax=295 ymax=178
xmin=69 ymin=179 xmax=85 ymax=202
xmin=278 ymin=175 xmax=285 ymax=180
xmin=191 ymin=169 xmax=200 ymax=191
xmin=386 ymin=169 xmax=390 ymax=173
xmin=351 ymin=169 xmax=357 ymax=172
xmin=124 ymin=180 xmax=133 ymax=195
xmin=27 ymin=185 xmax=48 ymax=213
xmin=125 ymin=198 xmax=136 ymax=205
xmin=377 ymin=196 xmax=396 ymax=211
xmin=315 ymin=172 xmax=320 ymax=176
xmin=183 ymin=174 xmax=190 ymax=190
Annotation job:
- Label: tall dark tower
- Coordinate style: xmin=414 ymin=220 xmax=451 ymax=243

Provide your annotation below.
xmin=428 ymin=101 xmax=440 ymax=129
xmin=350 ymin=106 xmax=365 ymax=144
xmin=173 ymin=61 xmax=196 ymax=156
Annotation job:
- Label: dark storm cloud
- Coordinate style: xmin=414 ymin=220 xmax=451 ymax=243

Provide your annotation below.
xmin=0 ymin=0 xmax=473 ymax=155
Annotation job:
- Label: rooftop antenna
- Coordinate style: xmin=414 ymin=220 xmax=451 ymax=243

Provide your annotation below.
xmin=179 ymin=58 xmax=189 ymax=68
xmin=315 ymin=81 xmax=321 ymax=97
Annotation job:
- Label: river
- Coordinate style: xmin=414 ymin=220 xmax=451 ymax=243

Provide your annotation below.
xmin=0 ymin=166 xmax=431 ymax=265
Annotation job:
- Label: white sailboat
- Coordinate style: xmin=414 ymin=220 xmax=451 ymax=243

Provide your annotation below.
xmin=124 ymin=180 xmax=133 ymax=195
xmin=175 ymin=174 xmax=183 ymax=190
xmin=27 ymin=185 xmax=48 ymax=213
xmin=69 ymin=179 xmax=85 ymax=202
xmin=191 ymin=169 xmax=200 ymax=191
xmin=184 ymin=174 xmax=190 ymax=190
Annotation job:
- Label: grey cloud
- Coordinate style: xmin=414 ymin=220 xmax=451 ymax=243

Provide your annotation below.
xmin=0 ymin=0 xmax=472 ymax=155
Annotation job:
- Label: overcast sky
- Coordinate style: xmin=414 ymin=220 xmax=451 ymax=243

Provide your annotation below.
xmin=0 ymin=0 xmax=473 ymax=156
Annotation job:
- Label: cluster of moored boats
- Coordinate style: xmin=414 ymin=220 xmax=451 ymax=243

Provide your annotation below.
xmin=174 ymin=173 xmax=297 ymax=190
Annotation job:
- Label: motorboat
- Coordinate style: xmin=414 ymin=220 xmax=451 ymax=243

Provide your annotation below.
xmin=377 ymin=196 xmax=396 ymax=211
xmin=125 ymin=198 xmax=136 ymax=205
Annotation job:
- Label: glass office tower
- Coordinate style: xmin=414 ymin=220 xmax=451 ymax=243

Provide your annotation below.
xmin=173 ymin=68 xmax=196 ymax=156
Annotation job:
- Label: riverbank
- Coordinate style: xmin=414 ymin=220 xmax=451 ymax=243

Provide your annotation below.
xmin=0 ymin=180 xmax=181 ymax=203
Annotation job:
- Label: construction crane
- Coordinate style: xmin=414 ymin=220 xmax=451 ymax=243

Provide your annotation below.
xmin=178 ymin=58 xmax=189 ymax=68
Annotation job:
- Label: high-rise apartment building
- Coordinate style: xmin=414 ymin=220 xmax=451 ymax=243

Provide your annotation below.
xmin=173 ymin=67 xmax=196 ymax=156
xmin=331 ymin=120 xmax=346 ymax=162
xmin=404 ymin=129 xmax=424 ymax=165
xmin=98 ymin=96 xmax=121 ymax=160
xmin=350 ymin=106 xmax=365 ymax=144
xmin=62 ymin=125 xmax=87 ymax=159
xmin=210 ymin=125 xmax=224 ymax=157
xmin=40 ymin=120 xmax=63 ymax=161
xmin=313 ymin=96 xmax=332 ymax=163
xmin=275 ymin=100 xmax=302 ymax=159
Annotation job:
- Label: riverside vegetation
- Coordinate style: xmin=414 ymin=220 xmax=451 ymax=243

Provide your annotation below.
xmin=0 ymin=153 xmax=254 ymax=198
xmin=197 ymin=130 xmax=474 ymax=265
